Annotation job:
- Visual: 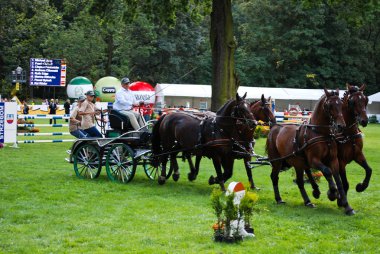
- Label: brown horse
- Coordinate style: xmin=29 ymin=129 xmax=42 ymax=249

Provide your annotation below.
xmin=152 ymin=93 xmax=256 ymax=191
xmin=335 ymin=84 xmax=371 ymax=206
xmin=186 ymin=94 xmax=276 ymax=189
xmin=266 ymin=88 xmax=355 ymax=215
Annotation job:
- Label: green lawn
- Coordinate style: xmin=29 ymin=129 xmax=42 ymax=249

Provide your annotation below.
xmin=0 ymin=124 xmax=379 ymax=253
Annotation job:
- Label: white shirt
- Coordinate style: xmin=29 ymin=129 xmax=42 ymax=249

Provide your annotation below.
xmin=113 ymin=87 xmax=137 ymax=111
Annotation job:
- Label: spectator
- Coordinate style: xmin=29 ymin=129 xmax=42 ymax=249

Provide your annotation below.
xmin=69 ymin=95 xmax=87 ymax=139
xmin=22 ymin=100 xmax=29 ymax=114
xmin=64 ymin=99 xmax=71 ymax=122
xmin=49 ymin=99 xmax=57 ymax=124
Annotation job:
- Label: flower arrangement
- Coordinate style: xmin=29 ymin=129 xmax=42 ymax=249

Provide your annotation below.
xmin=253 ymin=124 xmax=270 ymax=139
xmin=211 ymin=188 xmax=258 ymax=243
xmin=16 ymin=119 xmax=39 ymax=133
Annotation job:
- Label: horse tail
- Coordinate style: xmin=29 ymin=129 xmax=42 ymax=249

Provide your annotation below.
xmin=152 ymin=114 xmax=166 ymax=166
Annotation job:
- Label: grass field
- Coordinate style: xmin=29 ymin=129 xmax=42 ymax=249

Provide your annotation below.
xmin=0 ymin=124 xmax=379 ymax=253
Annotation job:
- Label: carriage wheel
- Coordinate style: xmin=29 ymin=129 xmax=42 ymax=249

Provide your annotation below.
xmin=142 ymin=152 xmax=173 ymax=180
xmin=106 ymin=144 xmax=136 ymax=183
xmin=73 ymin=144 xmax=102 ymax=179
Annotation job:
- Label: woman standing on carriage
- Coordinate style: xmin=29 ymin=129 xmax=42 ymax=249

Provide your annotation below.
xmin=78 ymin=90 xmax=103 ymax=138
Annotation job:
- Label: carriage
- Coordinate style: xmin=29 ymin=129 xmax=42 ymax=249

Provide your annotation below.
xmin=67 ymin=109 xmax=166 ymax=183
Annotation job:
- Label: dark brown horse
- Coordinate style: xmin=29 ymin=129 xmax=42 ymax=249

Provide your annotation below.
xmin=152 ymin=93 xmax=256 ymax=191
xmin=186 ymin=94 xmax=276 ymax=189
xmin=266 ymin=88 xmax=356 ymax=215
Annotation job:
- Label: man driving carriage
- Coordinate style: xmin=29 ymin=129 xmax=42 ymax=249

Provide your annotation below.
xmin=113 ymin=77 xmax=146 ymax=130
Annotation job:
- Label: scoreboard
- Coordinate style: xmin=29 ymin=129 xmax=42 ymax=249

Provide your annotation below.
xmin=29 ymin=58 xmax=66 ymax=86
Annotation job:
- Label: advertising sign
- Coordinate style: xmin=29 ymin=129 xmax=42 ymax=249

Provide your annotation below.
xmin=0 ymin=102 xmax=17 ymax=143
xmin=30 ymin=58 xmax=66 ymax=86
xmin=0 ymin=102 xmax=4 ymax=143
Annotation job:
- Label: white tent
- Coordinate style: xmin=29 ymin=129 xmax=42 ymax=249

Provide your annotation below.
xmin=155 ymin=83 xmax=345 ymax=110
xmin=368 ymin=92 xmax=380 ymax=103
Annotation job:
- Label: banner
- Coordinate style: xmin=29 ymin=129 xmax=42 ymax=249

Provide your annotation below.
xmin=30 ymin=58 xmax=66 ymax=87
xmin=0 ymin=102 xmax=17 ymax=143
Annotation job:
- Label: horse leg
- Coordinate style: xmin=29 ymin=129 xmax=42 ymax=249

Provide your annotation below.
xmin=314 ymin=161 xmax=338 ymax=201
xmin=171 ymin=153 xmax=180 ymax=182
xmin=354 ymin=153 xmax=372 ymax=192
xmin=295 ymin=168 xmax=315 ymax=208
xmin=333 ymin=170 xmax=355 ymax=215
xmin=158 ymin=154 xmax=169 ymax=185
xmin=304 ymin=168 xmax=320 ymax=199
xmin=186 ymin=153 xmax=197 ymax=182
xmin=337 ymin=162 xmax=349 ymax=207
xmin=244 ymin=157 xmax=259 ymax=190
xmin=209 ymin=157 xmax=225 ymax=191
xmin=221 ymin=157 xmax=234 ymax=183
xmin=270 ymin=161 xmax=285 ymax=204
xmin=195 ymin=155 xmax=201 ymax=176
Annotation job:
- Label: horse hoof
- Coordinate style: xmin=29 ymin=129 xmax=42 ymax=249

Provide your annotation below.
xmin=276 ymin=200 xmax=286 ymax=205
xmin=305 ymin=202 xmax=316 ymax=208
xmin=345 ymin=209 xmax=356 ymax=216
xmin=327 ymin=189 xmax=338 ymax=201
xmin=158 ymin=176 xmax=166 ymax=185
xmin=208 ymin=176 xmax=215 ymax=185
xmin=172 ymin=173 xmax=180 ymax=182
xmin=356 ymin=183 xmax=367 ymax=192
xmin=312 ymin=189 xmax=321 ymax=199
xmin=251 ymin=186 xmax=261 ymax=191
xmin=188 ymin=173 xmax=196 ymax=182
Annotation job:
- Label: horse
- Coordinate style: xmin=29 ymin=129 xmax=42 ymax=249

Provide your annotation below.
xmin=266 ymin=88 xmax=355 ymax=215
xmin=189 ymin=94 xmax=276 ymax=189
xmin=331 ymin=84 xmax=371 ymax=207
xmin=152 ymin=93 xmax=256 ymax=191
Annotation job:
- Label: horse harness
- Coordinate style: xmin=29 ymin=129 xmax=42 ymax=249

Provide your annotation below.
xmin=269 ymin=123 xmax=339 ymax=163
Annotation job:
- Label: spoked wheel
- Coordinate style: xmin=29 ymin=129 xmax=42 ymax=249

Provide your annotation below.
xmin=73 ymin=144 xmax=102 ymax=179
xmin=106 ymin=144 xmax=136 ymax=183
xmin=142 ymin=152 xmax=173 ymax=180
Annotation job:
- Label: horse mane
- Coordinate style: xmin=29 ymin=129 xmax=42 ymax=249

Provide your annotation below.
xmin=342 ymin=90 xmax=350 ymax=104
xmin=312 ymin=94 xmax=327 ymax=112
xmin=216 ymin=99 xmax=234 ymax=115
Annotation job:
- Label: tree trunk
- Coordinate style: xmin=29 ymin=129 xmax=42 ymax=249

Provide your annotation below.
xmin=210 ymin=0 xmax=238 ymax=111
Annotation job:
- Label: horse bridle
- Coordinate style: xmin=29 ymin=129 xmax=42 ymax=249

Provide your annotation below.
xmin=231 ymin=101 xmax=257 ymax=128
xmin=347 ymin=91 xmax=368 ymax=124
xmin=322 ymin=93 xmax=343 ymax=134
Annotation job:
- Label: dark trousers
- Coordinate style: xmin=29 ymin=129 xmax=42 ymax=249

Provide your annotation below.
xmin=49 ymin=117 xmax=57 ymax=124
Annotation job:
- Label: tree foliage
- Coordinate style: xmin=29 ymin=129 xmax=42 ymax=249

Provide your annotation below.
xmin=0 ymin=0 xmax=378 ymax=100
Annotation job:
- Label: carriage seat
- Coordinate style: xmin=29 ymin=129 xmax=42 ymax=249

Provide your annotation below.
xmin=108 ymin=109 xmax=133 ymax=132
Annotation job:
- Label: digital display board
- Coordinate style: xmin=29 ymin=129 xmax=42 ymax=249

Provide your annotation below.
xmin=29 ymin=58 xmax=66 ymax=86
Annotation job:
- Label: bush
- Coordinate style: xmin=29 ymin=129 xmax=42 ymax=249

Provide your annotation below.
xmin=369 ymin=115 xmax=378 ymax=123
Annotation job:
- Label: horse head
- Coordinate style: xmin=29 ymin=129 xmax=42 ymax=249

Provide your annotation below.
xmin=346 ymin=83 xmax=368 ymax=127
xmin=233 ymin=93 xmax=257 ymax=128
xmin=250 ymin=94 xmax=276 ymax=126
xmin=322 ymin=88 xmax=346 ymax=130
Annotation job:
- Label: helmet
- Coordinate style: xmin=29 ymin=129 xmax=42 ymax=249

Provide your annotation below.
xmin=121 ymin=77 xmax=130 ymax=84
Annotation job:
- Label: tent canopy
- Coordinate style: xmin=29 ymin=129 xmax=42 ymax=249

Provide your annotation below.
xmin=155 ymin=84 xmax=346 ymax=101
xmin=369 ymin=92 xmax=380 ymax=103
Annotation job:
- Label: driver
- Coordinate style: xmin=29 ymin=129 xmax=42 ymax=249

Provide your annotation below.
xmin=113 ymin=77 xmax=145 ymax=130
